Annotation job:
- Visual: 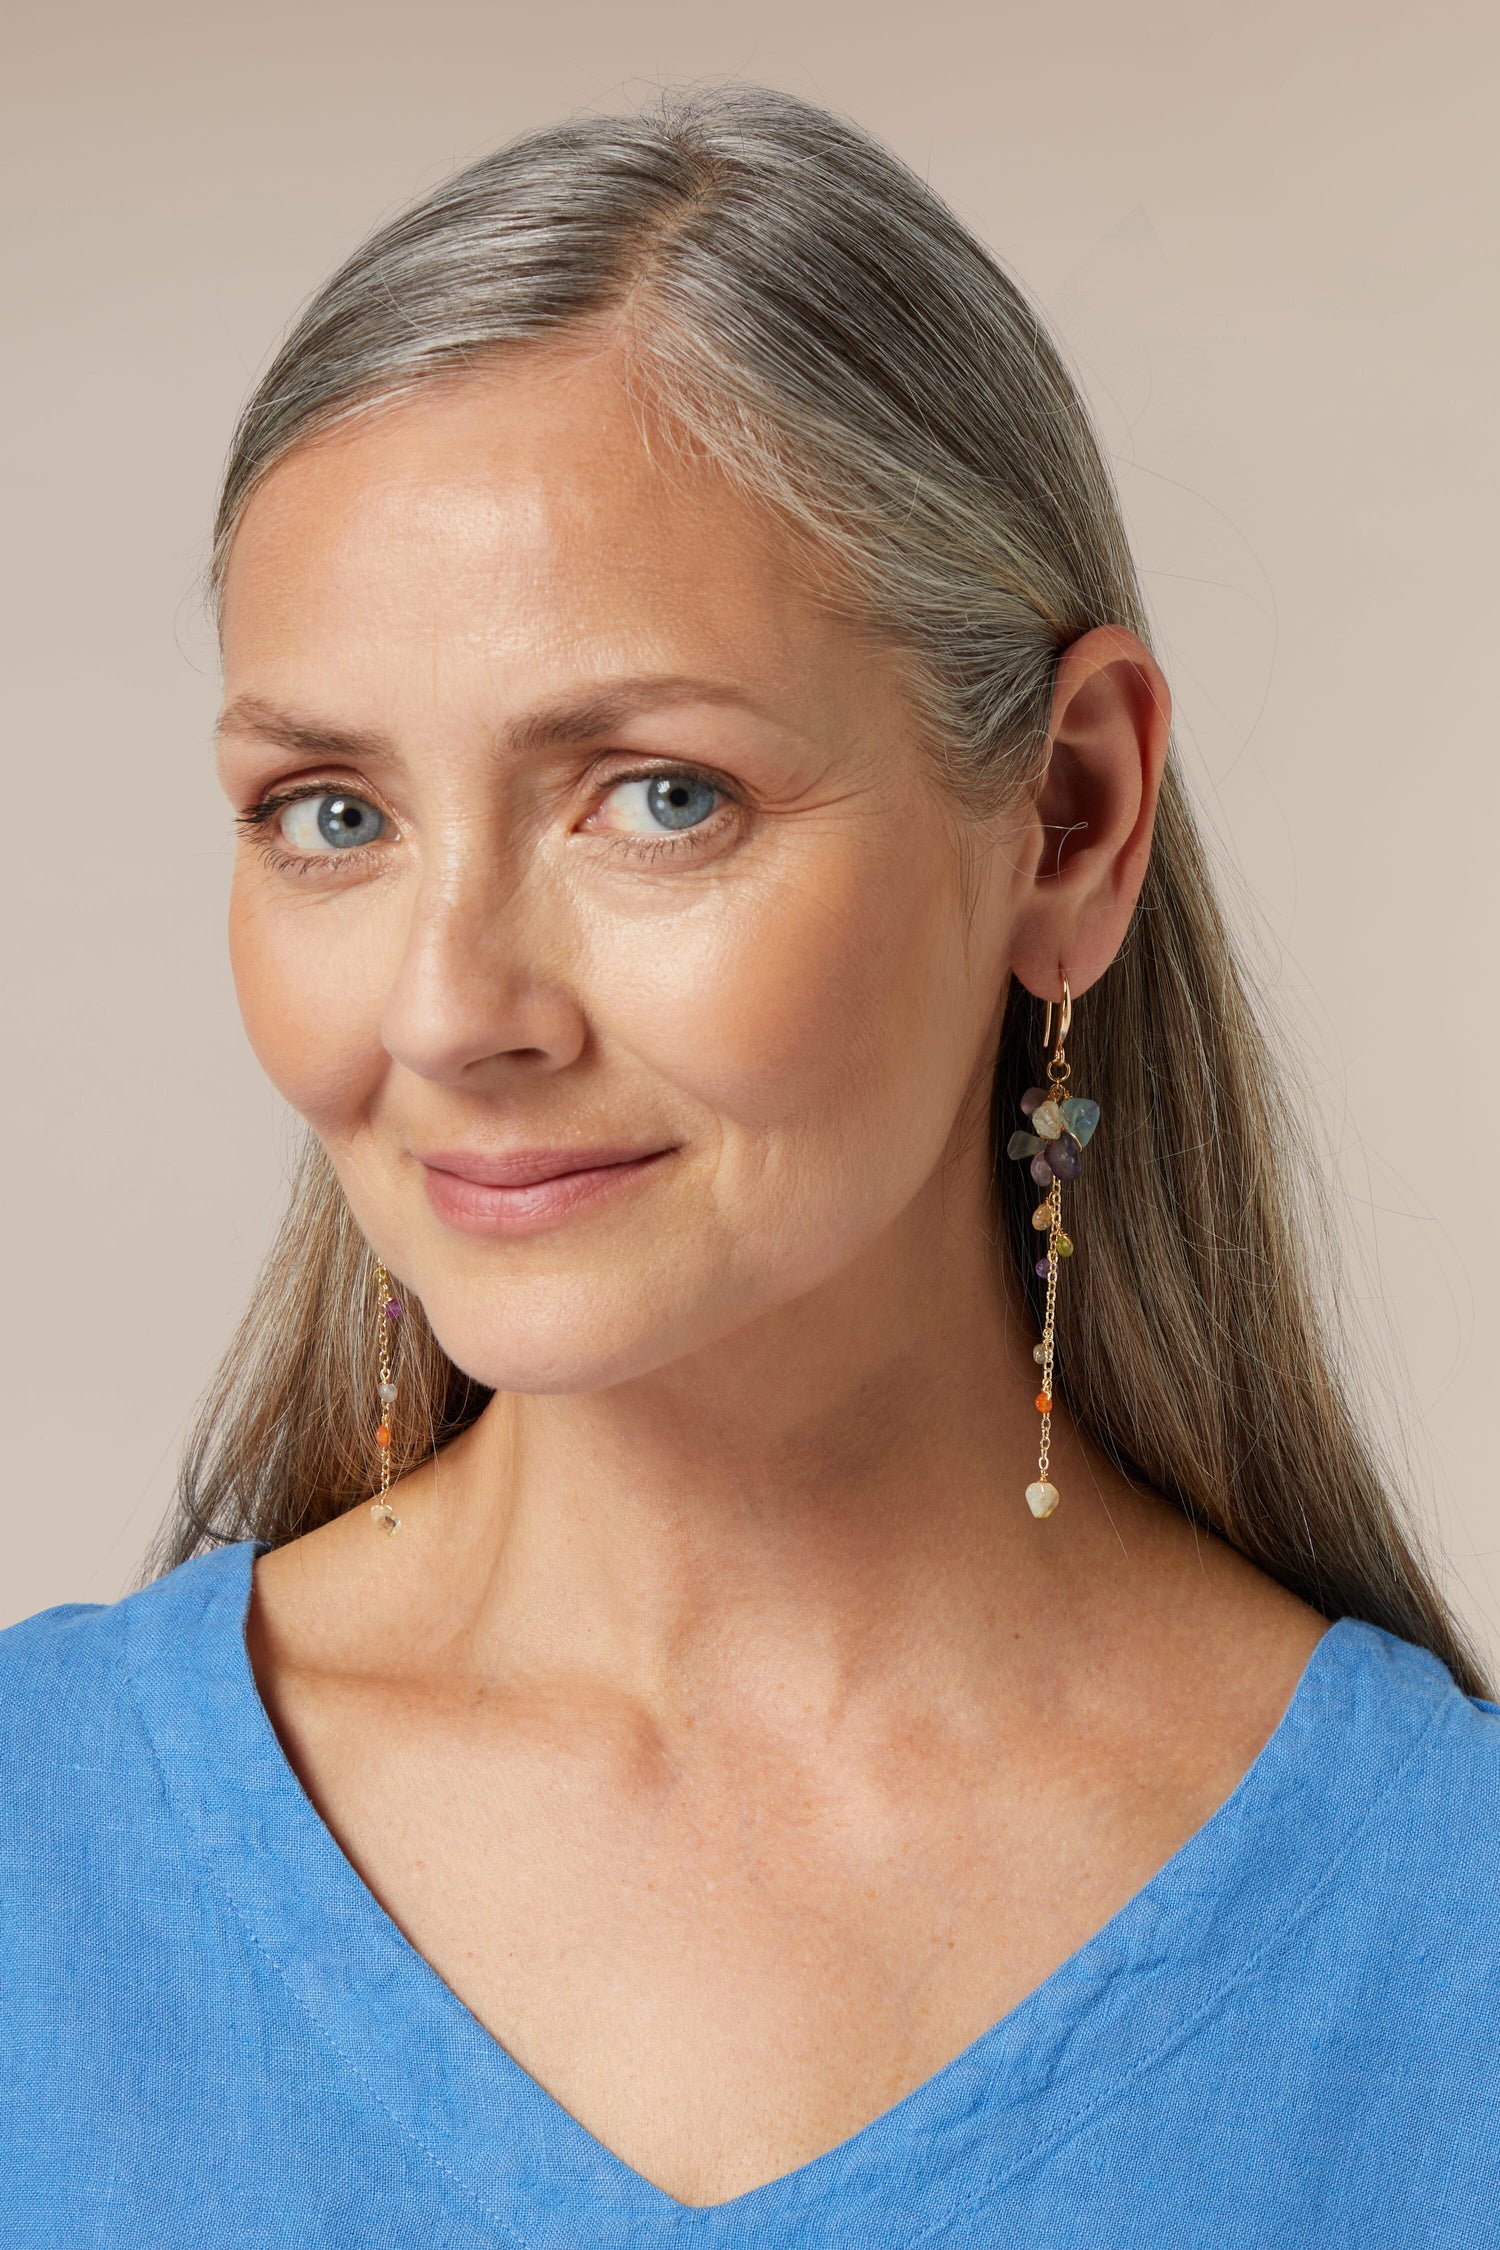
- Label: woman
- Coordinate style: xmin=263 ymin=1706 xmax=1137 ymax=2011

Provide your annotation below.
xmin=3 ymin=84 xmax=1495 ymax=2245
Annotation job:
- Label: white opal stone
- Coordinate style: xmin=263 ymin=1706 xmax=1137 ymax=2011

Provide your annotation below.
xmin=1025 ymin=1480 xmax=1060 ymax=1518
xmin=378 ymin=1381 xmax=397 ymax=1403
xmin=1030 ymin=1099 xmax=1065 ymax=1141
xmin=1032 ymin=1342 xmax=1046 ymax=1364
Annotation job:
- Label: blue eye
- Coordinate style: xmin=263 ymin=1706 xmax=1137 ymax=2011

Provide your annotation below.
xmin=278 ymin=793 xmax=385 ymax=852
xmin=597 ymin=773 xmax=723 ymax=835
xmin=645 ymin=775 xmax=719 ymax=830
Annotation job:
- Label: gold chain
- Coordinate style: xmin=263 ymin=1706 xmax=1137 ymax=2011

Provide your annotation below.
xmin=1038 ymin=1176 xmax=1060 ymax=1482
xmin=370 ymin=1262 xmax=400 ymax=1534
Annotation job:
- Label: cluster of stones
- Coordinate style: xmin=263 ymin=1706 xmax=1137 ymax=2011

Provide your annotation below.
xmin=1007 ymin=1088 xmax=1101 ymax=1193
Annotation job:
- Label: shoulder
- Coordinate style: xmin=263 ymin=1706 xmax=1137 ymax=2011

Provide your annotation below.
xmin=0 ymin=1581 xmax=165 ymax=1947
xmin=0 ymin=1544 xmax=257 ymax=1855
xmin=1342 ymin=1618 xmax=1500 ymax=1810
xmin=0 ymin=1585 xmax=139 ymax=1787
xmin=1303 ymin=1620 xmax=1500 ymax=1988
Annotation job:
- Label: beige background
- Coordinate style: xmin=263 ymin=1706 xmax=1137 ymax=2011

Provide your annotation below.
xmin=4 ymin=0 xmax=1497 ymax=1659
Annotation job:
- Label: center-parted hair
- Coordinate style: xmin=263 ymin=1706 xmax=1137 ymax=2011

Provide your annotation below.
xmin=158 ymin=84 xmax=1483 ymax=1694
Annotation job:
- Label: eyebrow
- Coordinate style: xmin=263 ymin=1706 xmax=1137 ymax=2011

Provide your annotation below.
xmin=216 ymin=677 xmax=774 ymax=763
xmin=215 ymin=696 xmax=397 ymax=764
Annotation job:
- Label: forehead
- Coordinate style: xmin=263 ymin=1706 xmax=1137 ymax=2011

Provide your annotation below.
xmin=218 ymin=348 xmax=857 ymax=719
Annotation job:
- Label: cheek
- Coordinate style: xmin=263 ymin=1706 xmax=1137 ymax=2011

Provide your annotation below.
xmin=227 ymin=876 xmax=389 ymax=1131
xmin=592 ymin=827 xmax=986 ymax=1184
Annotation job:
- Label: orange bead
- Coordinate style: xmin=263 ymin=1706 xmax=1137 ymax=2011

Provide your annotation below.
xmin=1035 ymin=1392 xmax=1052 ymax=1413
xmin=375 ymin=1423 xmax=391 ymax=1447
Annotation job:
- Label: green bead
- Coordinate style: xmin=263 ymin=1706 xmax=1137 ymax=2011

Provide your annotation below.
xmin=1007 ymin=1130 xmax=1044 ymax=1160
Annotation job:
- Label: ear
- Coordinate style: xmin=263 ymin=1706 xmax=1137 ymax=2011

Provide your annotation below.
xmin=1006 ymin=625 xmax=1171 ymax=1005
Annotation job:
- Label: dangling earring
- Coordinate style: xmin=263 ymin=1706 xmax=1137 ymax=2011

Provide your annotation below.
xmin=368 ymin=1261 xmax=403 ymax=1536
xmin=1005 ymin=976 xmax=1100 ymax=1517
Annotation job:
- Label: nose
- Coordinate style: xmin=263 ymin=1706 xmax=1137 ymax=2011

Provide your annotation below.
xmin=378 ymin=853 xmax=589 ymax=1086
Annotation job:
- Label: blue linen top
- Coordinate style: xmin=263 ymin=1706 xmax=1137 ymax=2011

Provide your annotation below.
xmin=2 ymin=1538 xmax=1498 ymax=2248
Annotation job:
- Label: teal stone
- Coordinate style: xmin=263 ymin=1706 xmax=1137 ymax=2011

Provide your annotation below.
xmin=1060 ymin=1097 xmax=1100 ymax=1148
xmin=1007 ymin=1130 xmax=1044 ymax=1160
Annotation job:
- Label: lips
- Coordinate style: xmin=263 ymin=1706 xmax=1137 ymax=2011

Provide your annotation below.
xmin=420 ymin=1144 xmax=670 ymax=1189
xmin=416 ymin=1143 xmax=677 ymax=1239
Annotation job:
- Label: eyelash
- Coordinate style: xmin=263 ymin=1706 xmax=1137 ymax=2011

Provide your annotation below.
xmin=236 ymin=766 xmax=739 ymax=876
xmin=233 ymin=787 xmax=390 ymax=880
xmin=587 ymin=766 xmax=739 ymax=861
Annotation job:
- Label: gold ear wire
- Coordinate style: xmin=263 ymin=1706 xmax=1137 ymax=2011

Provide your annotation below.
xmin=1042 ymin=976 xmax=1072 ymax=1069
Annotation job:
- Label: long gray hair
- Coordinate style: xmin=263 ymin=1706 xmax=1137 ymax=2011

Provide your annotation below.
xmin=149 ymin=84 xmax=1486 ymax=1696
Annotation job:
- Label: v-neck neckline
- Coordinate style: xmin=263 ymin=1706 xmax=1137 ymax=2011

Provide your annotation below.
xmin=123 ymin=1539 xmax=1444 ymax=2248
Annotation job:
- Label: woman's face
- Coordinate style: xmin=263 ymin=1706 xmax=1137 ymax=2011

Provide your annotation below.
xmin=217 ymin=348 xmax=1024 ymax=1392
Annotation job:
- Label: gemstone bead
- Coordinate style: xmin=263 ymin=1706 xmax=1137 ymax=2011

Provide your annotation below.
xmin=1026 ymin=1479 xmax=1060 ymax=1518
xmin=1060 ymin=1096 xmax=1100 ymax=1148
xmin=1046 ymin=1131 xmax=1083 ymax=1181
xmin=1030 ymin=1099 xmax=1065 ymax=1142
xmin=1056 ymin=1234 xmax=1074 ymax=1258
xmin=370 ymin=1500 xmax=401 ymax=1536
xmin=385 ymin=1297 xmax=403 ymax=1320
xmin=378 ymin=1381 xmax=397 ymax=1404
xmin=1032 ymin=1341 xmax=1046 ymax=1364
xmin=375 ymin=1423 xmax=391 ymax=1447
xmin=1007 ymin=1130 xmax=1044 ymax=1160
xmin=1035 ymin=1391 xmax=1052 ymax=1413
xmin=1031 ymin=1202 xmax=1053 ymax=1231
xmin=1028 ymin=1152 xmax=1054 ymax=1187
xmin=1034 ymin=1257 xmax=1051 ymax=1277
xmin=1019 ymin=1086 xmax=1048 ymax=1117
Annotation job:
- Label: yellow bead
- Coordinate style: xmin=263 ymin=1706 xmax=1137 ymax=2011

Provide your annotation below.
xmin=1031 ymin=1203 xmax=1053 ymax=1231
xmin=1056 ymin=1234 xmax=1074 ymax=1258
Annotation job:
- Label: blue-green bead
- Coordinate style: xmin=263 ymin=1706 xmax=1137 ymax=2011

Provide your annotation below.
xmin=1060 ymin=1097 xmax=1100 ymax=1147
xmin=1007 ymin=1130 xmax=1043 ymax=1160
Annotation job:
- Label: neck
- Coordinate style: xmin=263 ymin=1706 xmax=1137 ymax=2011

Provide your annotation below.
xmin=388 ymin=1152 xmax=1139 ymax=1721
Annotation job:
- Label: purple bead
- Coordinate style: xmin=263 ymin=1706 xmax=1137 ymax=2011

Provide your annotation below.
xmin=384 ymin=1297 xmax=404 ymax=1320
xmin=1034 ymin=1256 xmax=1052 ymax=1278
xmin=1028 ymin=1152 xmax=1055 ymax=1188
xmin=1045 ymin=1132 xmax=1083 ymax=1182
xmin=1019 ymin=1086 xmax=1048 ymax=1118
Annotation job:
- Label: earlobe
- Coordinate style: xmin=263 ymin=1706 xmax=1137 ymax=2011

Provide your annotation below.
xmin=1008 ymin=625 xmax=1170 ymax=1003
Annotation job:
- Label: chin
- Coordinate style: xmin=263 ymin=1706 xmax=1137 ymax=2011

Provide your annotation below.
xmin=417 ymin=1271 xmax=755 ymax=1396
